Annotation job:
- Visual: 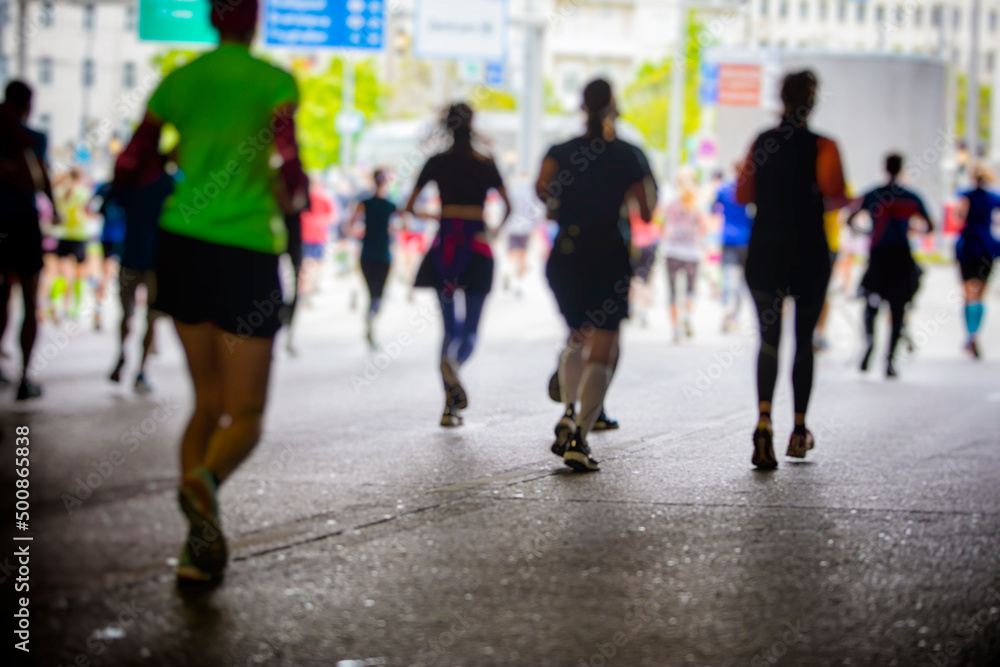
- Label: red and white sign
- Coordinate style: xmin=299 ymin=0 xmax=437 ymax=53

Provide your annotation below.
xmin=718 ymin=64 xmax=762 ymax=107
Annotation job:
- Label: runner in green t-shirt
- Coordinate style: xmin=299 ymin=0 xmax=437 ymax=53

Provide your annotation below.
xmin=113 ymin=0 xmax=307 ymax=584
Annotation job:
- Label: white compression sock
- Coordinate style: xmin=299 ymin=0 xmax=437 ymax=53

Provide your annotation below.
xmin=558 ymin=345 xmax=585 ymax=407
xmin=578 ymin=362 xmax=613 ymax=439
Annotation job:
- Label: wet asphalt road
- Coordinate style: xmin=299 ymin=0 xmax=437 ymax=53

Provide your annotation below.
xmin=2 ymin=262 xmax=999 ymax=667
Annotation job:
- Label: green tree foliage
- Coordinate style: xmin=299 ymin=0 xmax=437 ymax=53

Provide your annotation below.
xmin=152 ymin=50 xmax=383 ymax=170
xmin=295 ymin=58 xmax=383 ymax=171
xmin=955 ymin=74 xmax=992 ymax=149
xmin=621 ymin=13 xmax=706 ymax=152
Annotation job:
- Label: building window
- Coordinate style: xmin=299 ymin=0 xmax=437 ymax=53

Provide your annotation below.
xmin=761 ymin=0 xmax=769 ymax=17
xmin=856 ymin=2 xmax=865 ymax=23
xmin=82 ymin=59 xmax=94 ymax=87
xmin=986 ymin=52 xmax=995 ymax=73
xmin=990 ymin=11 xmax=998 ymax=31
xmin=931 ymin=5 xmax=942 ymax=27
xmin=819 ymin=1 xmax=828 ymax=21
xmin=799 ymin=1 xmax=808 ymax=20
xmin=894 ymin=6 xmax=904 ymax=24
xmin=83 ymin=3 xmax=95 ymax=30
xmin=838 ymin=1 xmax=847 ymax=22
xmin=914 ymin=7 xmax=922 ymax=26
xmin=875 ymin=5 xmax=885 ymax=24
xmin=37 ymin=113 xmax=51 ymax=135
xmin=38 ymin=57 xmax=53 ymax=84
xmin=779 ymin=1 xmax=788 ymax=19
xmin=123 ymin=62 xmax=136 ymax=88
xmin=125 ymin=5 xmax=136 ymax=30
xmin=952 ymin=8 xmax=960 ymax=30
xmin=40 ymin=2 xmax=54 ymax=27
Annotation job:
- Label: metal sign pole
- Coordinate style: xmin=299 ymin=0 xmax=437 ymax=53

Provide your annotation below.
xmin=966 ymin=0 xmax=980 ymax=178
xmin=519 ymin=0 xmax=543 ymax=175
xmin=666 ymin=0 xmax=687 ymax=184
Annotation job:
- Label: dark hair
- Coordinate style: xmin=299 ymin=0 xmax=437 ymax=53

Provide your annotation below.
xmin=781 ymin=70 xmax=818 ymax=118
xmin=4 ymin=80 xmax=32 ymax=111
xmin=373 ymin=168 xmax=386 ymax=188
xmin=444 ymin=103 xmax=474 ymax=156
xmin=885 ymin=153 xmax=903 ymax=177
xmin=582 ymin=79 xmax=614 ymax=140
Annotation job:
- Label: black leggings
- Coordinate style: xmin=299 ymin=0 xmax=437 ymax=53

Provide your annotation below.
xmin=752 ymin=288 xmax=826 ymax=416
xmin=864 ymin=295 xmax=907 ymax=363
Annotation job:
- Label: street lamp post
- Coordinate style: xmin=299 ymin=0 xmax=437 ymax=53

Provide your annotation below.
xmin=666 ymin=0 xmax=687 ymax=184
xmin=518 ymin=0 xmax=544 ymax=176
xmin=966 ymin=0 xmax=981 ymax=177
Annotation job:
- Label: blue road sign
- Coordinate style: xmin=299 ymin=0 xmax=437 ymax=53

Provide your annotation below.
xmin=485 ymin=62 xmax=504 ymax=87
xmin=265 ymin=0 xmax=384 ymax=49
xmin=699 ymin=61 xmax=719 ymax=105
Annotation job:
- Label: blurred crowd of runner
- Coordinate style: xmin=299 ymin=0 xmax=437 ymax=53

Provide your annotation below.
xmin=1 ymin=0 xmax=997 ymax=584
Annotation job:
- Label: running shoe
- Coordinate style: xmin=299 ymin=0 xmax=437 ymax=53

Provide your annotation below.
xmin=178 ymin=467 xmax=227 ymax=577
xmin=441 ymin=358 xmax=468 ymax=410
xmin=965 ymin=339 xmax=981 ymax=359
xmin=563 ymin=429 xmax=600 ymax=472
xmin=16 ymin=380 xmax=42 ymax=401
xmin=885 ymin=362 xmax=898 ymax=379
xmin=109 ymin=356 xmax=125 ymax=383
xmin=134 ymin=373 xmax=153 ymax=394
xmin=175 ymin=543 xmax=220 ymax=584
xmin=440 ymin=405 xmax=463 ymax=427
xmin=786 ymin=429 xmax=815 ymax=459
xmin=551 ymin=408 xmax=577 ymax=457
xmin=860 ymin=344 xmax=874 ymax=372
xmin=548 ymin=370 xmax=561 ymax=402
xmin=592 ymin=410 xmax=619 ymax=431
xmin=684 ymin=319 xmax=693 ymax=338
xmin=752 ymin=424 xmax=777 ymax=469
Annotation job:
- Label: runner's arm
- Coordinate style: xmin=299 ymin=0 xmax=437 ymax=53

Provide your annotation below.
xmin=113 ymin=112 xmax=163 ymax=190
xmin=273 ymin=104 xmax=308 ymax=214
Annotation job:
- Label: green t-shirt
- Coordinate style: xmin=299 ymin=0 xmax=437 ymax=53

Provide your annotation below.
xmin=148 ymin=43 xmax=298 ymax=255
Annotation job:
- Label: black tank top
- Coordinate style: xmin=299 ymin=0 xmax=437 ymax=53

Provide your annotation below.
xmin=745 ymin=119 xmax=830 ymax=291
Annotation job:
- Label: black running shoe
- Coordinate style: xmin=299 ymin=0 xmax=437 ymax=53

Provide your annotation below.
xmin=441 ymin=359 xmax=468 ymax=410
xmin=885 ymin=361 xmax=898 ymax=378
xmin=786 ymin=429 xmax=815 ymax=459
xmin=551 ymin=408 xmax=576 ymax=457
xmin=564 ymin=429 xmax=600 ymax=472
xmin=860 ymin=344 xmax=874 ymax=372
xmin=441 ymin=405 xmax=463 ymax=427
xmin=965 ymin=340 xmax=981 ymax=359
xmin=752 ymin=425 xmax=777 ymax=469
xmin=16 ymin=380 xmax=42 ymax=401
xmin=178 ymin=472 xmax=227 ymax=577
xmin=109 ymin=356 xmax=125 ymax=383
xmin=592 ymin=409 xmax=619 ymax=431
xmin=548 ymin=370 xmax=561 ymax=402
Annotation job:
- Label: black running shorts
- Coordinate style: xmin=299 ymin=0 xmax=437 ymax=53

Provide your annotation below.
xmin=546 ymin=226 xmax=631 ymax=331
xmin=155 ymin=230 xmax=284 ymax=339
